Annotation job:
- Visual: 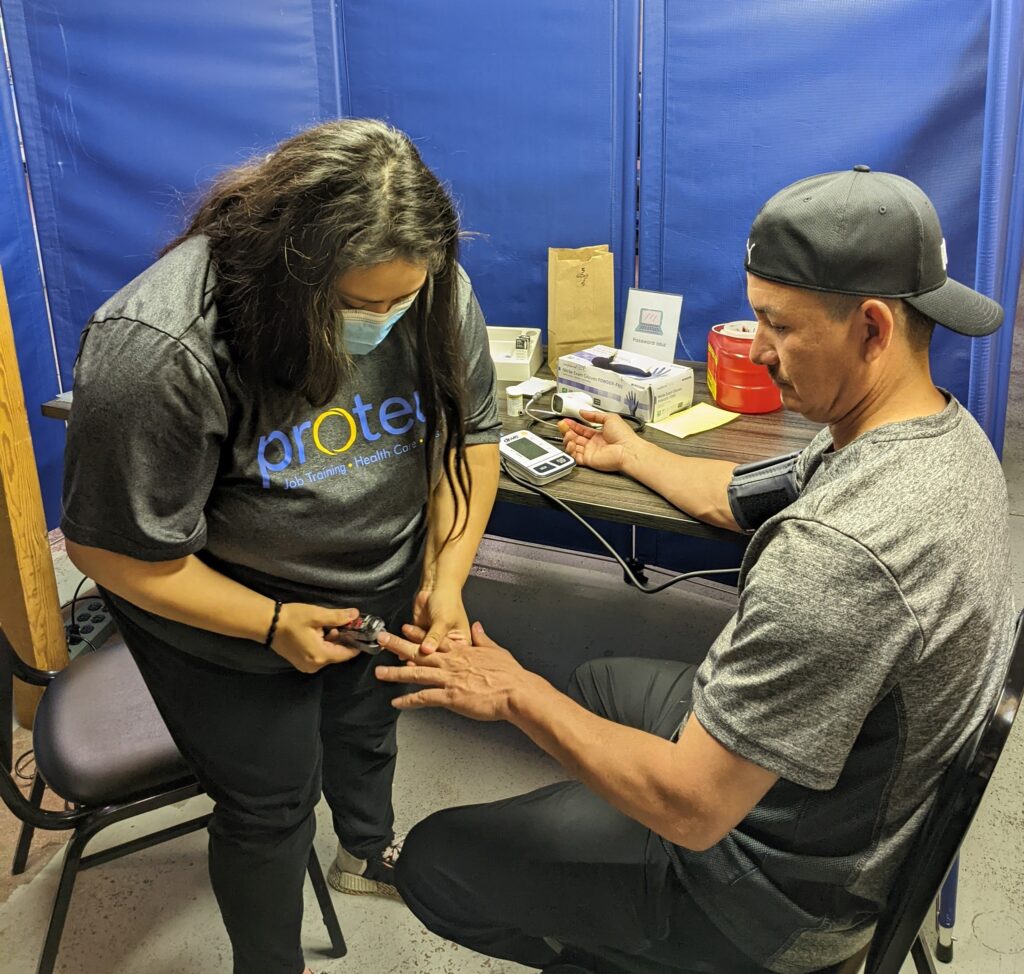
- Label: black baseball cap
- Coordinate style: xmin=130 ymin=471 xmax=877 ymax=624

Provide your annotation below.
xmin=744 ymin=166 xmax=1003 ymax=337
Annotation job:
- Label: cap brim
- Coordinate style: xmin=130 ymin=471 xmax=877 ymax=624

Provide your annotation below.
xmin=906 ymin=278 xmax=1004 ymax=337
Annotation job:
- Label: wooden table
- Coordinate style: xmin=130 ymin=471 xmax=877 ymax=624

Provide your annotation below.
xmin=42 ymin=362 xmax=821 ymax=543
xmin=496 ymin=362 xmax=821 ymax=542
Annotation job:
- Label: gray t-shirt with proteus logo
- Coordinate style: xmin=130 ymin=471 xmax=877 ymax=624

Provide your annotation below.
xmin=61 ymin=236 xmax=500 ymax=671
xmin=672 ymin=396 xmax=1015 ymax=973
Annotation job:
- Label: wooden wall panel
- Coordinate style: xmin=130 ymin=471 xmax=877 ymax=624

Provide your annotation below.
xmin=0 ymin=268 xmax=67 ymax=726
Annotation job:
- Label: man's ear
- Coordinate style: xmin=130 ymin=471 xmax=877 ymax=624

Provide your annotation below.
xmin=858 ymin=299 xmax=896 ymax=363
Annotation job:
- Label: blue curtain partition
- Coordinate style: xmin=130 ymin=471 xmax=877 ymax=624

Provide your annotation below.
xmin=1 ymin=0 xmax=1020 ymax=541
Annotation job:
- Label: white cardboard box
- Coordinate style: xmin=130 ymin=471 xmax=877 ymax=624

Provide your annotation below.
xmin=555 ymin=345 xmax=693 ymax=423
xmin=487 ymin=326 xmax=543 ymax=382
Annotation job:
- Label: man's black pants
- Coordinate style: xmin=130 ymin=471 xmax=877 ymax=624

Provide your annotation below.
xmin=396 ymin=658 xmax=766 ymax=974
xmin=116 ymin=607 xmax=406 ymax=974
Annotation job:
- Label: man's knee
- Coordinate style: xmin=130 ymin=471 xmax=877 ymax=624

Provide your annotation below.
xmin=395 ymin=810 xmax=469 ymax=924
xmin=568 ymin=657 xmax=630 ymax=712
xmin=570 ymin=658 xmax=696 ymax=734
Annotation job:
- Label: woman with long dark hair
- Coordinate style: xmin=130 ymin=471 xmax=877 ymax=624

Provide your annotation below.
xmin=61 ymin=119 xmax=501 ymax=974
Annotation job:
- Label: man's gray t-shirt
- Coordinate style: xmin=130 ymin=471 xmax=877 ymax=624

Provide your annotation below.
xmin=671 ymin=397 xmax=1014 ymax=973
xmin=61 ymin=236 xmax=501 ymax=671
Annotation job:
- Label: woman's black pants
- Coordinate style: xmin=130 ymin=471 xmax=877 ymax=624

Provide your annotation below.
xmin=118 ymin=608 xmax=404 ymax=974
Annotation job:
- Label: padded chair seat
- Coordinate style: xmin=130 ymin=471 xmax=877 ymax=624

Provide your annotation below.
xmin=32 ymin=639 xmax=193 ymax=805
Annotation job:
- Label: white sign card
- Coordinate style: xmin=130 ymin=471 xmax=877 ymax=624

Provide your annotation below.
xmin=621 ymin=287 xmax=683 ymax=363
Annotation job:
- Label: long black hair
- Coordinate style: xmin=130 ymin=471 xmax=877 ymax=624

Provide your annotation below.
xmin=165 ymin=118 xmax=473 ymax=542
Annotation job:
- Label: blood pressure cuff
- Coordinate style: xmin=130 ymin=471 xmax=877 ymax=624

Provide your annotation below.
xmin=727 ymin=450 xmax=802 ymax=532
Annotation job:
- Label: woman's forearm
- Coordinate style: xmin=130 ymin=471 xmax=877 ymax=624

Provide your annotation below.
xmin=65 ymin=540 xmax=276 ymax=642
xmin=421 ymin=443 xmax=500 ymax=591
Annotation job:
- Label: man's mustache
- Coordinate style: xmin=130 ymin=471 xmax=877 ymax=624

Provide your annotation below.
xmin=767 ymin=366 xmax=788 ymax=387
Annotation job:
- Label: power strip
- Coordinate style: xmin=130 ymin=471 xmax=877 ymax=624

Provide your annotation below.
xmin=62 ymin=591 xmax=118 ymax=658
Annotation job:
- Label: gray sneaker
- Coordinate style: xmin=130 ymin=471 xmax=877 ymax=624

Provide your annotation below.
xmin=327 ymin=835 xmax=404 ymax=899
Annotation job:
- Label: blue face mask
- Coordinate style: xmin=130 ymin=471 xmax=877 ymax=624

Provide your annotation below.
xmin=339 ymin=291 xmax=419 ymax=356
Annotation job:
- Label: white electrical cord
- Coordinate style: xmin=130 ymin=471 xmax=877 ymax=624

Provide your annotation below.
xmin=522 ymin=392 xmax=647 ymax=433
xmin=523 ymin=393 xmax=564 ymax=429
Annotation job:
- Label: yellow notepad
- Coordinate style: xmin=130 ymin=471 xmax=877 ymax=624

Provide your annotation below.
xmin=648 ymin=401 xmax=740 ymax=439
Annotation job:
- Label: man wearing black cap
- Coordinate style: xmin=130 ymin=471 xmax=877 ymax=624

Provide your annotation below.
xmin=374 ymin=169 xmax=1015 ymax=974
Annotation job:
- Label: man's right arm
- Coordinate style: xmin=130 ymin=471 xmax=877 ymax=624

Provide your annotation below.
xmin=560 ymin=412 xmax=742 ymax=532
xmin=623 ymin=438 xmax=740 ymax=530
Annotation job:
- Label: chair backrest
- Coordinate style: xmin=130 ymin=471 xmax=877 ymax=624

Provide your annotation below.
xmin=0 ymin=627 xmax=15 ymax=773
xmin=0 ymin=624 xmax=74 ymax=828
xmin=0 ymin=625 xmax=55 ymax=773
xmin=865 ymin=610 xmax=1024 ymax=973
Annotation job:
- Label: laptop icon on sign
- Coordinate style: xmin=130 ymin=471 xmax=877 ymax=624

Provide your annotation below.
xmin=636 ymin=308 xmax=664 ymax=335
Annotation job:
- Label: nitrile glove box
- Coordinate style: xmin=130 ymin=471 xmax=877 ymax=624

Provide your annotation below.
xmin=555 ymin=345 xmax=694 ymax=422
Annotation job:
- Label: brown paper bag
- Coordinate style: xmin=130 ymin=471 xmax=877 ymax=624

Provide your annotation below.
xmin=547 ymin=245 xmax=615 ymax=373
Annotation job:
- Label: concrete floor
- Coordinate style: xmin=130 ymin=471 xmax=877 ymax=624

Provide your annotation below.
xmin=2 ymin=294 xmax=1023 ymax=973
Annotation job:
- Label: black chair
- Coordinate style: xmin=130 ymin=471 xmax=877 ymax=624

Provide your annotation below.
xmin=847 ymin=608 xmax=1024 ymax=974
xmin=1 ymin=627 xmax=346 ymax=974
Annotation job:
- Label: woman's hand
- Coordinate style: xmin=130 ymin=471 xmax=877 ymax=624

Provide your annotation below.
xmin=412 ymin=585 xmax=471 ymax=655
xmin=271 ymin=603 xmax=365 ymax=673
xmin=559 ymin=410 xmax=641 ymax=473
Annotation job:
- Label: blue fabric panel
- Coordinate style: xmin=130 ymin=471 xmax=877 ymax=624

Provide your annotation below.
xmin=639 ymin=0 xmax=991 ymax=408
xmin=2 ymin=0 xmax=338 ymax=388
xmin=0 ymin=61 xmax=63 ymax=526
xmin=335 ymin=0 xmax=640 ymax=337
xmin=969 ymin=0 xmax=1024 ymax=451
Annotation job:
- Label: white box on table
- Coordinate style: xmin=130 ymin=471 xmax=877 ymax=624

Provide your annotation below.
xmin=486 ymin=326 xmax=543 ymax=382
xmin=555 ymin=345 xmax=693 ymax=423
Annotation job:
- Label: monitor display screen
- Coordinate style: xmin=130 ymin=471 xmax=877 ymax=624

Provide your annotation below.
xmin=507 ymin=437 xmax=547 ymax=461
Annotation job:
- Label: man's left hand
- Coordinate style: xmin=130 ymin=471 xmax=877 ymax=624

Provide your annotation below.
xmin=375 ymin=622 xmax=537 ymax=721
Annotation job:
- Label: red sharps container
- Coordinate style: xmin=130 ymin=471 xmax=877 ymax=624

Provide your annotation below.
xmin=706 ymin=321 xmax=782 ymax=414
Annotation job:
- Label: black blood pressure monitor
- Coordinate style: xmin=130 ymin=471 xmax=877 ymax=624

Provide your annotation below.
xmin=499 ymin=430 xmax=576 ymax=485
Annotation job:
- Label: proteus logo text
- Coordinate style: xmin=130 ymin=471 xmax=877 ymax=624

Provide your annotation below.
xmin=257 ymin=391 xmax=427 ymax=488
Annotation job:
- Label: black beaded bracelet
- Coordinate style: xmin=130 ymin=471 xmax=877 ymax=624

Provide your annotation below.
xmin=264 ymin=599 xmax=283 ymax=649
